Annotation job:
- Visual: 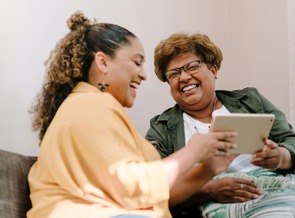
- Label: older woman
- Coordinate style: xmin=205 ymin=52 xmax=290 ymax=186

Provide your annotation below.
xmin=146 ymin=33 xmax=295 ymax=217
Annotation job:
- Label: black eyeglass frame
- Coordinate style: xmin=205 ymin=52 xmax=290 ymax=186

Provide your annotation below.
xmin=165 ymin=59 xmax=205 ymax=82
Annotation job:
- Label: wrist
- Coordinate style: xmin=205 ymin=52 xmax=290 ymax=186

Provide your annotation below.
xmin=273 ymin=149 xmax=282 ymax=171
xmin=276 ymin=147 xmax=293 ymax=170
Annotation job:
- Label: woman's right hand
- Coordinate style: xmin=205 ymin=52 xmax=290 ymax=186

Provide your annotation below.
xmin=162 ymin=131 xmax=236 ymax=189
xmin=187 ymin=131 xmax=237 ymax=163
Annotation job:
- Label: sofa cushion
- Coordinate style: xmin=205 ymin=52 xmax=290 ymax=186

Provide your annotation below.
xmin=0 ymin=149 xmax=37 ymax=218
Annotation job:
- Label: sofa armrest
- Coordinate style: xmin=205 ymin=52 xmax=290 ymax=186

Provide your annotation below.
xmin=0 ymin=149 xmax=37 ymax=218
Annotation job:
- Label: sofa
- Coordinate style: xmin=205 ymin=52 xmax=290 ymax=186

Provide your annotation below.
xmin=0 ymin=149 xmax=37 ymax=218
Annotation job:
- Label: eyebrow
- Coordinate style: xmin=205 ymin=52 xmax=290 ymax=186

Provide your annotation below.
xmin=135 ymin=53 xmax=145 ymax=63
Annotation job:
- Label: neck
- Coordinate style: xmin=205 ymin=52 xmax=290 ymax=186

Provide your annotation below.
xmin=186 ymin=96 xmax=219 ymax=123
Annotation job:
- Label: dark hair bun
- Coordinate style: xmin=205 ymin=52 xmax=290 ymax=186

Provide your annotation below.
xmin=67 ymin=11 xmax=92 ymax=31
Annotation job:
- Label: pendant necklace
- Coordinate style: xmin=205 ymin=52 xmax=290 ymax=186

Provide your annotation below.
xmin=187 ymin=97 xmax=219 ymax=133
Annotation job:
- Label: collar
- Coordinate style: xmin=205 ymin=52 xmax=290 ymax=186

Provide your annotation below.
xmin=71 ymin=82 xmax=101 ymax=93
xmin=156 ymin=89 xmax=249 ymax=125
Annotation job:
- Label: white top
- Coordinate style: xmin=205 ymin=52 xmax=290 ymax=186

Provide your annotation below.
xmin=183 ymin=105 xmax=261 ymax=173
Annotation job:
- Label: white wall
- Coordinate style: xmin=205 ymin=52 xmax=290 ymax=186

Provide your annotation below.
xmin=0 ymin=0 xmax=293 ymax=155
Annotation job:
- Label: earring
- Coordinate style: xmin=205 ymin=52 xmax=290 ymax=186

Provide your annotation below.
xmin=98 ymin=72 xmax=109 ymax=91
xmin=98 ymin=81 xmax=109 ymax=91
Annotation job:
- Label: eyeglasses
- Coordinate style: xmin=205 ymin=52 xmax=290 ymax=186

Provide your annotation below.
xmin=165 ymin=59 xmax=204 ymax=82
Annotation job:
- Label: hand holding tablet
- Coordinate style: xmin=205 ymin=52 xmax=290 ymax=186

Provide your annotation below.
xmin=210 ymin=113 xmax=275 ymax=154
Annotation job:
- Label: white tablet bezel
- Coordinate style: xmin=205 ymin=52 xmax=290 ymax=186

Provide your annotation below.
xmin=210 ymin=113 xmax=275 ymax=154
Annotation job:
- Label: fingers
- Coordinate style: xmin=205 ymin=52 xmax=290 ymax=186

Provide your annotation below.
xmin=215 ymin=149 xmax=229 ymax=156
xmin=251 ymin=141 xmax=282 ymax=169
xmin=253 ymin=140 xmax=279 ymax=159
xmin=209 ymin=132 xmax=237 ymax=156
xmin=235 ymin=179 xmax=259 ymax=189
xmin=231 ymin=192 xmax=260 ymax=202
xmin=264 ymin=139 xmax=278 ymax=149
xmin=208 ymin=178 xmax=261 ymax=203
xmin=215 ymin=141 xmax=237 ymax=155
xmin=215 ymin=131 xmax=238 ymax=140
xmin=233 ymin=179 xmax=261 ymax=201
xmin=236 ymin=183 xmax=261 ymax=197
xmin=210 ymin=131 xmax=237 ymax=150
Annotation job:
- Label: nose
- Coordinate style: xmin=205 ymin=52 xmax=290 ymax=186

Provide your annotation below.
xmin=139 ymin=68 xmax=147 ymax=81
xmin=179 ymin=68 xmax=191 ymax=81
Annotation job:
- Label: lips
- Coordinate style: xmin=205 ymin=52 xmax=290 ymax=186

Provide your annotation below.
xmin=130 ymin=82 xmax=139 ymax=89
xmin=182 ymin=84 xmax=199 ymax=92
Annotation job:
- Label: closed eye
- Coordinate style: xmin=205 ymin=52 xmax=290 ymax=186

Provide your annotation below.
xmin=133 ymin=60 xmax=140 ymax=66
xmin=187 ymin=65 xmax=199 ymax=71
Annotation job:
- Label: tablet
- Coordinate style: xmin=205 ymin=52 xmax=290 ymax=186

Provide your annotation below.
xmin=210 ymin=113 xmax=275 ymax=154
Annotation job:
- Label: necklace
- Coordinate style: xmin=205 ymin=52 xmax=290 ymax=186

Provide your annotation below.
xmin=186 ymin=97 xmax=219 ymax=133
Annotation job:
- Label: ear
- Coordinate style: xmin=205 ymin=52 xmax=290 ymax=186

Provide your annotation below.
xmin=94 ymin=51 xmax=108 ymax=73
xmin=211 ymin=65 xmax=218 ymax=79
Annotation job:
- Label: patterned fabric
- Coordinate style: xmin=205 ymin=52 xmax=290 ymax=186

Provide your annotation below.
xmin=201 ymin=169 xmax=295 ymax=218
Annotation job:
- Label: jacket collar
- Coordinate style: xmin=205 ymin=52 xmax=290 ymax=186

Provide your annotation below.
xmin=156 ymin=89 xmax=249 ymax=125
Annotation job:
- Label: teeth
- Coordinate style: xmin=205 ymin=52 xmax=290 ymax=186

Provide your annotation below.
xmin=131 ymin=82 xmax=139 ymax=89
xmin=183 ymin=84 xmax=197 ymax=92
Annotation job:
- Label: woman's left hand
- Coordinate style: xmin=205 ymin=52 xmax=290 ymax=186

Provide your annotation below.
xmin=251 ymin=139 xmax=282 ymax=170
xmin=251 ymin=139 xmax=293 ymax=170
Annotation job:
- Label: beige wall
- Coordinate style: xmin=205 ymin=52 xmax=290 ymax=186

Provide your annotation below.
xmin=218 ymin=0 xmax=289 ymax=115
xmin=288 ymin=0 xmax=295 ymax=127
xmin=0 ymin=0 xmax=293 ymax=155
xmin=129 ymin=0 xmax=292 ymax=136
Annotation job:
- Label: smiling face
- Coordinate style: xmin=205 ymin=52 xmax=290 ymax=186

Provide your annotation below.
xmin=167 ymin=52 xmax=218 ymax=113
xmin=105 ymin=37 xmax=146 ymax=108
xmin=89 ymin=37 xmax=146 ymax=108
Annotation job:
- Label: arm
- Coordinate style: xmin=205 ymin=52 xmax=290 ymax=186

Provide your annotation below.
xmin=161 ymin=132 xmax=237 ymax=190
xmin=168 ymin=163 xmax=215 ymax=207
xmin=168 ymin=154 xmax=260 ymax=208
xmin=251 ymin=91 xmax=295 ymax=172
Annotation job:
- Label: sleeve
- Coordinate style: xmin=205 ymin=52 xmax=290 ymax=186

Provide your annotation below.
xmin=256 ymin=89 xmax=295 ymax=173
xmin=50 ymin=94 xmax=169 ymax=209
xmin=145 ymin=115 xmax=171 ymax=158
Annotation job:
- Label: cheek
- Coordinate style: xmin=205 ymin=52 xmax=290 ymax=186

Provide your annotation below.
xmin=169 ymin=84 xmax=181 ymax=99
xmin=169 ymin=81 xmax=179 ymax=91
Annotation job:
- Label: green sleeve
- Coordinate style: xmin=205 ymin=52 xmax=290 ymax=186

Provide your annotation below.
xmin=258 ymin=90 xmax=295 ymax=173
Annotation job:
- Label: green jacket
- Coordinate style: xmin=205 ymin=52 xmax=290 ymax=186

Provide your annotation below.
xmin=145 ymin=87 xmax=295 ymax=173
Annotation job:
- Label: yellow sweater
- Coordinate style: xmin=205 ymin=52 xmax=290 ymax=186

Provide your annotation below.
xmin=27 ymin=82 xmax=170 ymax=218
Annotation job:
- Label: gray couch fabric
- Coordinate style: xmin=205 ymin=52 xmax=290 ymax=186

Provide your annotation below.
xmin=0 ymin=149 xmax=37 ymax=218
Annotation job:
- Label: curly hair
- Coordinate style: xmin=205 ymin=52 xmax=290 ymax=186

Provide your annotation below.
xmin=154 ymin=33 xmax=223 ymax=82
xmin=31 ymin=11 xmax=136 ymax=141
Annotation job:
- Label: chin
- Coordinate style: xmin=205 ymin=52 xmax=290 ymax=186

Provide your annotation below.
xmin=123 ymin=100 xmax=134 ymax=108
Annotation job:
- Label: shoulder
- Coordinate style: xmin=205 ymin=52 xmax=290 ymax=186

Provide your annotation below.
xmin=150 ymin=104 xmax=182 ymax=123
xmin=57 ymin=84 xmax=125 ymax=124
xmin=216 ymin=87 xmax=272 ymax=113
xmin=217 ymin=87 xmax=260 ymax=97
xmin=217 ymin=87 xmax=264 ymax=103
